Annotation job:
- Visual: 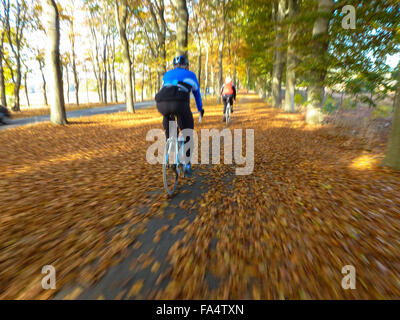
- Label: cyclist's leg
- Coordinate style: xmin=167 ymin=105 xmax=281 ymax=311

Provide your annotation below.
xmin=222 ymin=96 xmax=228 ymax=120
xmin=222 ymin=96 xmax=228 ymax=114
xmin=176 ymin=104 xmax=194 ymax=165
xmin=159 ymin=99 xmax=174 ymax=141
xmin=163 ymin=114 xmax=172 ymax=141
xmin=229 ymin=95 xmax=234 ymax=112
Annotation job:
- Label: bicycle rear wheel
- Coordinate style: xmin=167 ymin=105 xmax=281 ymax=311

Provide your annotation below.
xmin=163 ymin=139 xmax=178 ymax=195
xmin=226 ymin=103 xmax=231 ymax=126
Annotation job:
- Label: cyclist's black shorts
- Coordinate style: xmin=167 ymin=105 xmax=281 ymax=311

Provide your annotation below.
xmin=157 ymin=100 xmax=194 ymax=140
xmin=222 ymin=94 xmax=234 ymax=113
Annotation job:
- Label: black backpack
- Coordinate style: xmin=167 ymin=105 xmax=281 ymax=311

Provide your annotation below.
xmin=155 ymin=83 xmax=191 ymax=103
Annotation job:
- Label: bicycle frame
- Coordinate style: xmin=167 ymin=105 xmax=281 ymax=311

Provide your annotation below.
xmin=165 ymin=114 xmax=202 ymax=167
xmin=165 ymin=127 xmax=185 ymax=173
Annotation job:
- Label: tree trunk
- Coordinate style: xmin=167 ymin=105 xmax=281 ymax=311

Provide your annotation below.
xmin=211 ymin=66 xmax=215 ymax=96
xmin=175 ymin=0 xmax=188 ymax=56
xmin=272 ymin=0 xmax=286 ymax=108
xmin=153 ymin=74 xmax=156 ymax=98
xmin=0 ymin=59 xmax=5 ymax=107
xmin=98 ymin=68 xmax=103 ymax=102
xmin=38 ymin=58 xmax=48 ymax=106
xmin=103 ymin=36 xmax=108 ymax=104
xmin=116 ymin=0 xmax=134 ymax=113
xmin=107 ymin=44 xmax=113 ymax=102
xmin=203 ymin=40 xmax=209 ymax=96
xmin=158 ymin=44 xmax=166 ymax=91
xmin=339 ymin=90 xmax=344 ymax=108
xmin=149 ymin=67 xmax=152 ymax=98
xmin=383 ymin=72 xmax=400 ymax=170
xmin=112 ymin=35 xmax=118 ymax=103
xmin=133 ymin=72 xmax=137 ymax=102
xmin=96 ymin=49 xmax=103 ymax=103
xmin=3 ymin=0 xmax=26 ymax=111
xmin=306 ymin=0 xmax=334 ymax=124
xmin=233 ymin=55 xmax=237 ymax=89
xmin=103 ymin=64 xmax=107 ymax=104
xmin=42 ymin=0 xmax=67 ymax=125
xmin=89 ymin=21 xmax=103 ymax=103
xmin=131 ymin=39 xmax=136 ymax=101
xmin=246 ymin=66 xmax=250 ymax=93
xmin=94 ymin=33 xmax=103 ymax=103
xmin=218 ymin=10 xmax=226 ymax=104
xmin=157 ymin=21 xmax=166 ymax=92
xmin=112 ymin=65 xmax=118 ymax=103
xmin=13 ymin=61 xmax=21 ymax=111
xmin=70 ymin=22 xmax=79 ymax=106
xmin=90 ymin=57 xmax=101 ymax=102
xmin=0 ymin=31 xmax=6 ymax=107
xmin=65 ymin=64 xmax=70 ymax=104
xmin=24 ymin=71 xmax=30 ymax=107
xmin=284 ymin=0 xmax=297 ymax=113
xmin=72 ymin=59 xmax=79 ymax=106
xmin=141 ymin=53 xmax=146 ymax=101
xmin=197 ymin=37 xmax=202 ymax=88
xmin=262 ymin=81 xmax=267 ymax=99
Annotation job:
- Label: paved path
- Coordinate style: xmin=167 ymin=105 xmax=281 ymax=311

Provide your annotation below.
xmin=0 ymin=101 xmax=155 ymax=130
xmin=54 ymin=165 xmax=213 ymax=300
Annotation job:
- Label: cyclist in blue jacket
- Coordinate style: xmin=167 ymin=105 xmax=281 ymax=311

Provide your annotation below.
xmin=155 ymin=55 xmax=204 ymax=177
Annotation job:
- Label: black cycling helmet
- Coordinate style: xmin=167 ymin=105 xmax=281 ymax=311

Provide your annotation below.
xmin=173 ymin=55 xmax=189 ymax=67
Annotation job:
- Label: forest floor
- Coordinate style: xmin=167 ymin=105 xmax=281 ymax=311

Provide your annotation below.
xmin=1 ymin=93 xmax=400 ymax=299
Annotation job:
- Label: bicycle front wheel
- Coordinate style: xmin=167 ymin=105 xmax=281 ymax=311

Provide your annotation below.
xmin=163 ymin=139 xmax=178 ymax=195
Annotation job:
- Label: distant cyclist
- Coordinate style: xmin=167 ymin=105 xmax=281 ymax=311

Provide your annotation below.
xmin=155 ymin=55 xmax=204 ymax=177
xmin=220 ymin=76 xmax=236 ymax=122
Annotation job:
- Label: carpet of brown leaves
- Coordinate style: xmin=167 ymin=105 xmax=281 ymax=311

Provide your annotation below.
xmin=1 ymin=94 xmax=400 ymax=299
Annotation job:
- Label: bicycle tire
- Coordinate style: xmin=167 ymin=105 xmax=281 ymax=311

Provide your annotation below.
xmin=226 ymin=102 xmax=231 ymax=126
xmin=163 ymin=139 xmax=178 ymax=195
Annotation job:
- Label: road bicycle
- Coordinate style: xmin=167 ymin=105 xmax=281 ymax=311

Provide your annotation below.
xmin=163 ymin=114 xmax=202 ymax=195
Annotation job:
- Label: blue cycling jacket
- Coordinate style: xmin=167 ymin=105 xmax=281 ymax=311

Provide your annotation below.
xmin=162 ymin=68 xmax=203 ymax=112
